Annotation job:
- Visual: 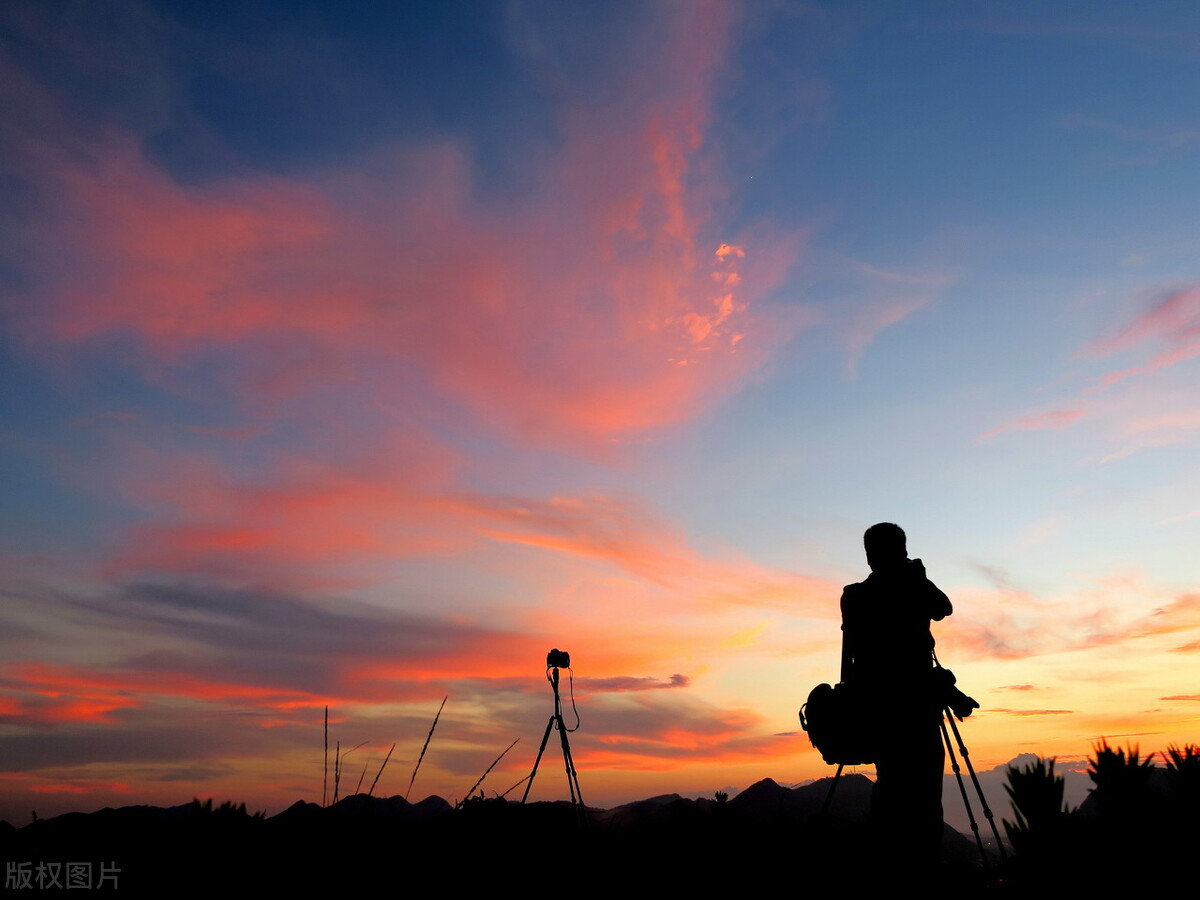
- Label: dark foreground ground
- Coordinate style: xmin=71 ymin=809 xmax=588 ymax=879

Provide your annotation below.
xmin=1 ymin=774 xmax=1188 ymax=894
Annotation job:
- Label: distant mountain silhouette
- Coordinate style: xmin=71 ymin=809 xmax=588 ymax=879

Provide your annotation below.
xmin=0 ymin=780 xmax=988 ymax=890
xmin=15 ymin=758 xmax=1190 ymax=892
xmin=595 ymin=792 xmax=715 ymax=827
xmin=730 ymin=774 xmax=873 ymax=820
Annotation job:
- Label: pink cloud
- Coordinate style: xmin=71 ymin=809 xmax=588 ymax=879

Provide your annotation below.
xmin=1085 ymin=286 xmax=1200 ymax=357
xmin=976 ymin=408 xmax=1087 ymax=442
xmin=1116 ymin=411 xmax=1200 ymax=436
xmin=982 ymin=284 xmax=1200 ymax=449
xmin=1099 ymin=410 xmax=1200 ymax=462
xmin=5 ymin=5 xmax=804 ymax=457
xmin=1082 ymin=286 xmax=1200 ymax=390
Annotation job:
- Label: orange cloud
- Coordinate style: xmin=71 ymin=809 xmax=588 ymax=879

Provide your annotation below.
xmin=98 ymin=430 xmax=836 ymax=618
xmin=28 ymin=780 xmax=132 ymax=796
xmin=4 ymin=662 xmax=317 ymax=722
xmin=1135 ymin=593 xmax=1200 ymax=638
xmin=991 ymin=708 xmax=1074 ymax=716
xmin=576 ymin=701 xmax=784 ymax=771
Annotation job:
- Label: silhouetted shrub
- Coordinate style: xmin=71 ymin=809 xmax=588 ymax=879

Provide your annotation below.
xmin=1002 ymin=757 xmax=1076 ymax=887
xmin=1087 ymin=740 xmax=1155 ymax=820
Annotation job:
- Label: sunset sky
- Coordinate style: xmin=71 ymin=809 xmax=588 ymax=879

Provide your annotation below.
xmin=2 ymin=1 xmax=1198 ymax=821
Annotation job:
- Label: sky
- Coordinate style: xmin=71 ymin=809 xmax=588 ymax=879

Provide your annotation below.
xmin=1 ymin=0 xmax=1198 ymax=821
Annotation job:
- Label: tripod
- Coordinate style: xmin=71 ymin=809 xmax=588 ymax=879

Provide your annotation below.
xmin=939 ymin=705 xmax=1007 ymax=867
xmin=520 ymin=665 xmax=584 ymax=817
xmin=820 ymin=707 xmax=1008 ymax=869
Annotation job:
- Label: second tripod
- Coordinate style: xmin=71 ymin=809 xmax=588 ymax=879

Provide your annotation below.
xmin=521 ymin=648 xmax=584 ymax=817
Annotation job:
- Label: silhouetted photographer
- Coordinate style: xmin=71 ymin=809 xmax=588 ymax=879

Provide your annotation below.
xmin=839 ymin=523 xmax=955 ymax=874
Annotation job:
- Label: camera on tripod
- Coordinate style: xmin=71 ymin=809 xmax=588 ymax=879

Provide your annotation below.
xmin=523 ymin=647 xmax=583 ymax=812
xmin=931 ymin=666 xmax=979 ymax=721
xmin=546 ymin=648 xmax=571 ymax=669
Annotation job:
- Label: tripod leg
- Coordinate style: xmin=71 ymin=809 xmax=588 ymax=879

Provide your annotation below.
xmin=941 ymin=712 xmax=988 ymax=868
xmin=556 ymin=714 xmax=585 ymax=812
xmin=521 ymin=716 xmax=557 ymax=804
xmin=564 ymin=743 xmax=583 ymax=807
xmin=944 ymin=709 xmax=1008 ymax=861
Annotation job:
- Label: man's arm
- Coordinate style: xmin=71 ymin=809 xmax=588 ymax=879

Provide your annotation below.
xmin=911 ymin=558 xmax=952 ymax=620
xmin=928 ymin=582 xmax=952 ymax=621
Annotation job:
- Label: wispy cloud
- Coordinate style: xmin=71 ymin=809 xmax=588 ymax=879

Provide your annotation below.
xmin=841 ymin=262 xmax=951 ymax=376
xmin=1061 ymin=113 xmax=1200 ymax=152
xmin=976 ymin=408 xmax=1087 ymax=442
xmin=991 ymin=708 xmax=1074 ymax=716
xmin=1016 ymin=517 xmax=1067 ymax=549
xmin=575 ymin=674 xmax=691 ymax=693
xmin=979 ymin=283 xmax=1200 ymax=454
xmin=942 ymin=584 xmax=1200 ymax=661
xmin=1083 ymin=286 xmax=1200 ymax=389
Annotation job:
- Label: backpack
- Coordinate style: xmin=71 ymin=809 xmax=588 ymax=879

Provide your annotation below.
xmin=798 ymin=682 xmax=878 ymax=766
xmin=799 ymin=663 xmax=978 ymax=766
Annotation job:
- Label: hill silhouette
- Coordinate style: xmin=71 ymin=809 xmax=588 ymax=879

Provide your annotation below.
xmin=0 ymin=776 xmax=984 ymax=892
xmin=4 ymin=746 xmax=1195 ymax=892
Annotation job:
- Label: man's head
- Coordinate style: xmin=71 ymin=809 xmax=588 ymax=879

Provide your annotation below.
xmin=864 ymin=522 xmax=907 ymax=572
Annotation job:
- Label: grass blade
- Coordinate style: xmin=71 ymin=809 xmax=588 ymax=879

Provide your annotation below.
xmin=333 ymin=740 xmax=340 ymax=805
xmin=368 ymin=743 xmax=396 ymax=798
xmin=499 ymin=773 xmax=530 ymax=799
xmin=458 ymin=738 xmax=520 ymax=807
xmin=406 ymin=696 xmax=447 ymax=801
xmin=332 ymin=741 xmax=368 ymax=805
